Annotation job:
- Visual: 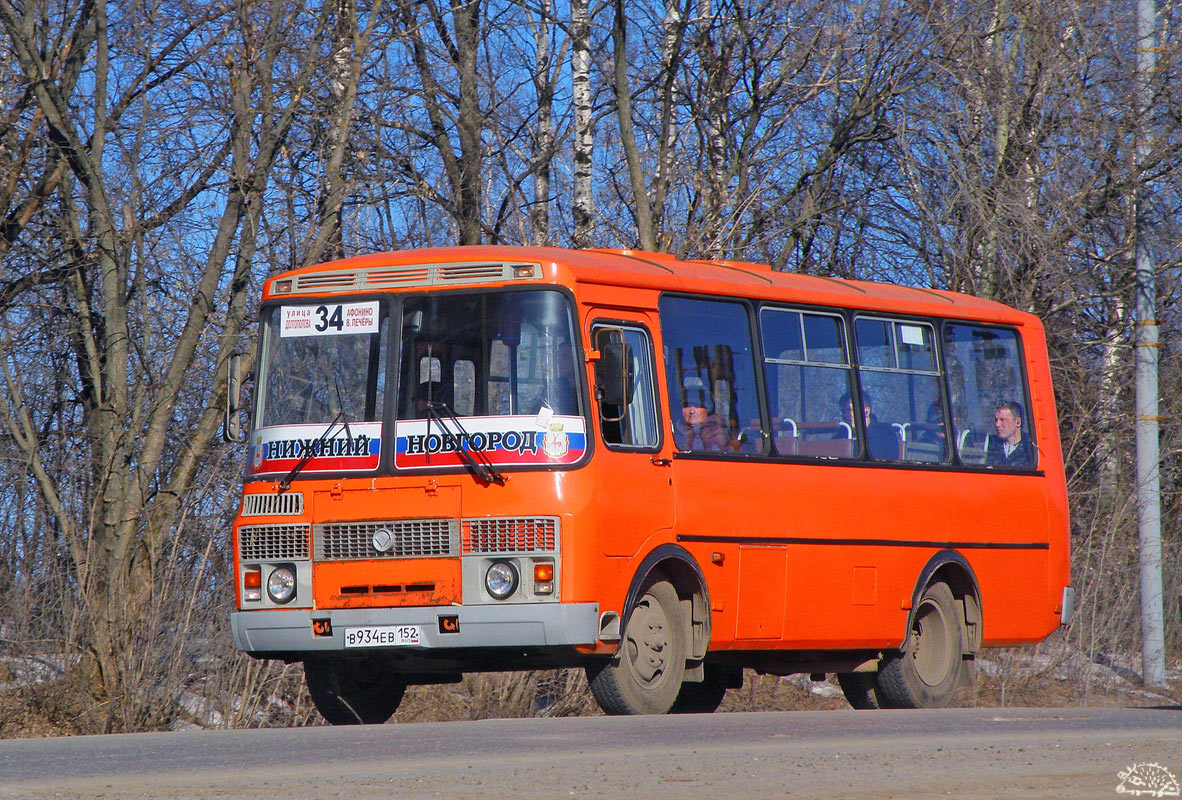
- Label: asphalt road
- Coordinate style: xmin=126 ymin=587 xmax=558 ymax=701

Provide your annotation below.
xmin=1 ymin=707 xmax=1179 ymax=799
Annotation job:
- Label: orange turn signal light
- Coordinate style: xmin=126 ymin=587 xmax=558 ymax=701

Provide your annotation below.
xmin=244 ymin=569 xmax=262 ymax=589
xmin=533 ymin=563 xmax=554 ymax=582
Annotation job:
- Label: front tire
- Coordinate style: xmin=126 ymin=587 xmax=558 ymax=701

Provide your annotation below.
xmin=875 ymin=581 xmax=966 ymax=708
xmin=304 ymin=654 xmax=406 ymax=725
xmin=587 ymin=577 xmax=687 ymax=715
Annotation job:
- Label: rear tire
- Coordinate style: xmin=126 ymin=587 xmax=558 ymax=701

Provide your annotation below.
xmin=670 ymin=664 xmax=739 ymax=714
xmin=587 ymin=577 xmax=686 ymax=715
xmin=837 ymin=672 xmax=880 ymax=710
xmin=875 ymin=582 xmax=966 ymax=709
xmin=304 ymin=654 xmax=406 ymax=725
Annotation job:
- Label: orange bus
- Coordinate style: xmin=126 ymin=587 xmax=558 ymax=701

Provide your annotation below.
xmin=225 ymin=245 xmax=1073 ymax=722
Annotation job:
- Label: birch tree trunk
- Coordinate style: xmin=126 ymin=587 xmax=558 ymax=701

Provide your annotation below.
xmin=530 ymin=0 xmax=555 ymax=245
xmin=304 ymin=0 xmax=382 ymax=266
xmin=571 ymin=0 xmax=594 ymax=248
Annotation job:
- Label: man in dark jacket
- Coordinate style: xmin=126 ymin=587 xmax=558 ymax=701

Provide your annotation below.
xmin=987 ymin=400 xmax=1032 ymax=467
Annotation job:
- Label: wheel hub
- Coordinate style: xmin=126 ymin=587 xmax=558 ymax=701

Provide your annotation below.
xmin=625 ymin=595 xmax=670 ymax=685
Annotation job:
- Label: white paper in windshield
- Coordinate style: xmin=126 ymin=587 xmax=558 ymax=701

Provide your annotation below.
xmin=280 ymin=301 xmax=380 ymax=337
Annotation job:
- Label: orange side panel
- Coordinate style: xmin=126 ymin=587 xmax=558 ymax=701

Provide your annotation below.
xmin=735 ymin=547 xmax=786 ymax=639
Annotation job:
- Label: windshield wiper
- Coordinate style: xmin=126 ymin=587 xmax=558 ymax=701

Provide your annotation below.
xmin=277 ymin=409 xmax=344 ymax=493
xmin=425 ymin=400 xmax=507 ymax=485
xmin=333 ymin=375 xmax=354 ymax=444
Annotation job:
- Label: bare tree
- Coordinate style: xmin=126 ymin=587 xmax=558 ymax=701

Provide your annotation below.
xmin=0 ymin=0 xmax=332 ymax=712
xmin=303 ymin=0 xmax=384 ymax=266
xmin=570 ymin=0 xmax=596 ymax=247
xmin=1 ymin=0 xmax=1181 ymax=733
xmin=392 ymin=0 xmax=487 ymax=245
xmin=530 ymin=0 xmax=558 ymax=244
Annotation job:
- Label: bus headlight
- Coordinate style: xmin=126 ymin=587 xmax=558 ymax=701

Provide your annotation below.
xmin=267 ymin=565 xmax=297 ymax=604
xmin=485 ymin=560 xmax=519 ymax=600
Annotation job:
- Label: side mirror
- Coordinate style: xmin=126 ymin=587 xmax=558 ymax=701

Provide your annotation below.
xmin=223 ymin=354 xmax=247 ymax=443
xmin=594 ymin=340 xmax=635 ymax=408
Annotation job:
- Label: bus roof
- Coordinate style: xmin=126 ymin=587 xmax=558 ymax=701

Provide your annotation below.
xmin=264 ymin=245 xmax=1033 ymax=326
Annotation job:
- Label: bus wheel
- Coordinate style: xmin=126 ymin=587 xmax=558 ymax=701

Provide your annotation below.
xmin=837 ymin=672 xmax=880 ymax=710
xmin=587 ymin=578 xmax=686 ymax=715
xmin=670 ymin=664 xmax=738 ymax=714
xmin=875 ymin=582 xmax=964 ymax=709
xmin=304 ymin=654 xmax=406 ymax=725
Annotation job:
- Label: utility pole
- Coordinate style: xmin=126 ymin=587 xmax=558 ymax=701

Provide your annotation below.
xmin=1134 ymin=0 xmax=1166 ymax=688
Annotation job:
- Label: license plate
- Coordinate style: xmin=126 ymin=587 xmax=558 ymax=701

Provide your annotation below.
xmin=343 ymin=625 xmax=422 ymax=648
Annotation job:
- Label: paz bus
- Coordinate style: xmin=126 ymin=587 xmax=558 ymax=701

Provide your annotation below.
xmin=224 ymin=245 xmax=1073 ymax=722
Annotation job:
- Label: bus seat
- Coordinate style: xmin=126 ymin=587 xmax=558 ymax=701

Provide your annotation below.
xmin=959 ymin=431 xmax=988 ymax=464
xmin=737 ymin=426 xmax=764 ymax=453
xmin=795 ymin=438 xmax=855 ymax=459
xmin=795 ymin=420 xmax=848 ymax=439
xmin=903 ymin=440 xmax=942 ymax=462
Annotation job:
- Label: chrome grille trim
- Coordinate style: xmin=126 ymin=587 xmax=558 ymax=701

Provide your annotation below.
xmin=462 ymin=517 xmax=559 ymax=554
xmin=316 ymin=519 xmax=459 ymax=561
xmin=238 ymin=524 xmax=310 ymax=561
xmin=242 ymin=492 xmax=305 ymax=517
xmin=290 ymin=262 xmax=540 ymax=294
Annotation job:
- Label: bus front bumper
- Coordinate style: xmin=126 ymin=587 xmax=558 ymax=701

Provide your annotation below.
xmin=231 ymin=602 xmax=601 ymax=655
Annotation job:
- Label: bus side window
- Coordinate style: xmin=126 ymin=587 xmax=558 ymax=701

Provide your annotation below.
xmin=592 ymin=325 xmax=660 ymax=449
xmin=854 ymin=317 xmax=949 ymax=464
xmin=659 ymin=296 xmax=761 ymax=454
xmin=760 ymin=307 xmax=854 ymax=459
xmin=943 ymin=324 xmax=1035 ymax=468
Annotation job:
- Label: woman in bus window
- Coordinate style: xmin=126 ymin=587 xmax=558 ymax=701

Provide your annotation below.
xmin=675 ymin=388 xmax=730 ymax=451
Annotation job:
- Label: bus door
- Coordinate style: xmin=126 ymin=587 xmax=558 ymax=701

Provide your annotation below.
xmin=590 ymin=319 xmax=673 ymax=558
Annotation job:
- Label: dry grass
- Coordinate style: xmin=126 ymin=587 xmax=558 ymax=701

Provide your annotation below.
xmin=2 ymin=644 xmax=1178 ymax=738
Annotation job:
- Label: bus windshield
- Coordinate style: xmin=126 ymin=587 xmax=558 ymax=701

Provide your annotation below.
xmin=249 ymin=288 xmax=583 ymax=479
xmin=392 ymin=289 xmax=584 ymax=472
xmin=397 ymin=289 xmax=580 ymax=420
xmin=257 ymin=300 xmax=388 ymax=429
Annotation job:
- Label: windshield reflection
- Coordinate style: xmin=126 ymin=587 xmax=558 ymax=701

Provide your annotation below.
xmin=398 ymin=290 xmax=580 ymax=421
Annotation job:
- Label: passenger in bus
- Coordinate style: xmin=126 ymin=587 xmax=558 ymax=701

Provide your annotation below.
xmin=838 ymin=391 xmax=901 ymax=460
xmin=987 ymin=400 xmax=1032 ymax=467
xmin=675 ymin=397 xmax=730 ymax=451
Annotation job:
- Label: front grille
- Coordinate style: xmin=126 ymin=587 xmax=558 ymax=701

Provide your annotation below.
xmin=462 ymin=517 xmax=559 ymax=554
xmin=364 ymin=266 xmax=432 ymax=286
xmin=296 ymin=272 xmax=356 ymax=290
xmin=438 ymin=263 xmax=511 ymax=282
xmin=239 ymin=524 xmax=310 ymax=561
xmin=316 ymin=519 xmax=459 ymax=561
xmin=241 ymin=492 xmax=304 ymax=517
